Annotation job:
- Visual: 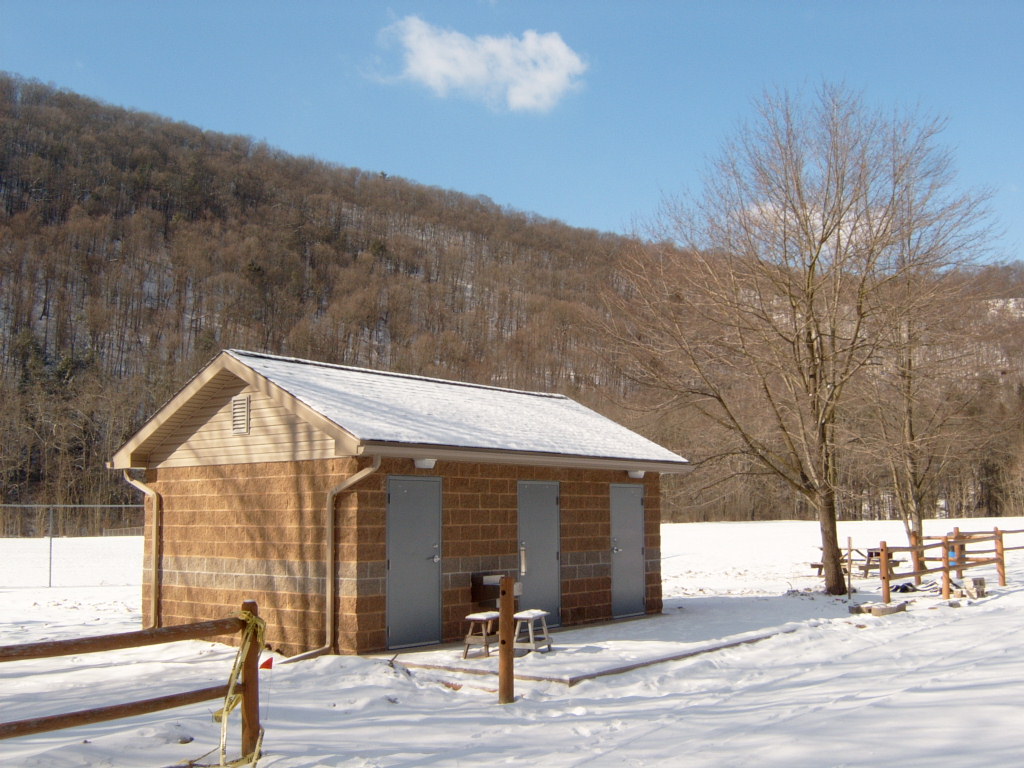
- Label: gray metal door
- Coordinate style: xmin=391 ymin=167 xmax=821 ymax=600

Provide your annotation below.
xmin=517 ymin=481 xmax=561 ymax=625
xmin=611 ymin=484 xmax=646 ymax=617
xmin=387 ymin=476 xmax=442 ymax=648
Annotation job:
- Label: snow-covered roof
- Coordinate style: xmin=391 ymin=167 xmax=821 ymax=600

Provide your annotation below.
xmin=226 ymin=350 xmax=688 ymax=469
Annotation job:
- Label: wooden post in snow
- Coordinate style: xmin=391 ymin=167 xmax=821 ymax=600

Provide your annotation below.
xmin=952 ymin=527 xmax=966 ymax=579
xmin=996 ymin=528 xmax=1007 ymax=587
xmin=498 ymin=576 xmax=515 ymax=704
xmin=941 ymin=536 xmax=951 ymax=600
xmin=879 ymin=542 xmax=891 ymax=604
xmin=240 ymin=600 xmax=261 ymax=756
xmin=846 ymin=537 xmax=853 ymax=598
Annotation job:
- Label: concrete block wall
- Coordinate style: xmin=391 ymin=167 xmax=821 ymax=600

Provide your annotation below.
xmin=644 ymin=482 xmax=664 ymax=615
xmin=560 ymin=476 xmax=613 ymax=626
xmin=335 ymin=473 xmax=388 ymax=654
xmin=144 ymin=456 xmax=662 ymax=656
xmin=145 ymin=457 xmax=357 ymax=655
xmin=341 ymin=460 xmax=661 ymax=653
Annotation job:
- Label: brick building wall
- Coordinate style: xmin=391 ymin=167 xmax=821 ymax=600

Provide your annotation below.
xmin=645 ymin=488 xmax=664 ymax=615
xmin=331 ymin=459 xmax=661 ymax=653
xmin=143 ymin=457 xmax=662 ymax=656
xmin=144 ymin=457 xmax=355 ymax=654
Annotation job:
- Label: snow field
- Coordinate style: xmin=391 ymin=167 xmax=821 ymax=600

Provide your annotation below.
xmin=2 ymin=518 xmax=1023 ymax=767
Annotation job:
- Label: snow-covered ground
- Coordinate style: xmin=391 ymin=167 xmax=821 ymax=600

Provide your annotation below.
xmin=2 ymin=518 xmax=1023 ymax=767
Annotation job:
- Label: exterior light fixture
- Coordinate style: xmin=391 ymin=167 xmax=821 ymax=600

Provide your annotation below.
xmin=627 ymin=470 xmax=645 ymax=479
xmin=414 ymin=458 xmax=437 ymax=469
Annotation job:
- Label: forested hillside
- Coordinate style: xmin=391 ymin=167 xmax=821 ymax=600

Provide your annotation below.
xmin=3 ymin=73 xmax=1024 ymax=525
xmin=0 ymin=73 xmax=635 ymax=506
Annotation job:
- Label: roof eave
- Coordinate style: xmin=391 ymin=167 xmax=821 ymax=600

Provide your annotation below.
xmin=356 ymin=441 xmax=690 ymax=474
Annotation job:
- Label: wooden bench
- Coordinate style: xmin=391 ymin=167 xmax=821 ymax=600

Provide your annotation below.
xmin=462 ymin=611 xmax=500 ymax=658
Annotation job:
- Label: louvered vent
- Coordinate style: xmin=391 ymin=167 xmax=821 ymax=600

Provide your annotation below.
xmin=231 ymin=395 xmax=251 ymax=435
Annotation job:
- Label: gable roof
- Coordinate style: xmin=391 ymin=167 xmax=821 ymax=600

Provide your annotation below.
xmin=110 ymin=349 xmax=689 ymax=472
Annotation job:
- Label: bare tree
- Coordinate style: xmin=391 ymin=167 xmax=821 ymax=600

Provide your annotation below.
xmin=607 ymin=84 xmax=991 ymax=594
xmin=847 ymin=271 xmax=998 ymax=541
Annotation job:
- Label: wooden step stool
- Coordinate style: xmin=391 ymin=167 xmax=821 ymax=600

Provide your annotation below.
xmin=462 ymin=611 xmax=500 ymax=658
xmin=513 ymin=608 xmax=552 ymax=653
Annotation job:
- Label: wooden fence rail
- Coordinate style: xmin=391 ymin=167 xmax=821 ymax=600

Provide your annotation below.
xmin=877 ymin=529 xmax=1012 ymax=604
xmin=0 ymin=599 xmax=262 ymax=761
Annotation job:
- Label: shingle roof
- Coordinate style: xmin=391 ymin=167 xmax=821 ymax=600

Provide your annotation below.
xmin=227 ymin=350 xmax=688 ymax=468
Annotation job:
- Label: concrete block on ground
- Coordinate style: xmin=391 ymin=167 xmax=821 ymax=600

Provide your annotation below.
xmin=965 ymin=577 xmax=986 ymax=598
xmin=870 ymin=602 xmax=908 ymax=616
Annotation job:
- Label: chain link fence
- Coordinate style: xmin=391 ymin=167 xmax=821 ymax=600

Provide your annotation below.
xmin=0 ymin=505 xmax=144 ymax=587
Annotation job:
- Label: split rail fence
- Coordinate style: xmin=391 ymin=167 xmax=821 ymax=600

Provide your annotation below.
xmin=874 ymin=527 xmax=1024 ymax=603
xmin=0 ymin=599 xmax=264 ymax=763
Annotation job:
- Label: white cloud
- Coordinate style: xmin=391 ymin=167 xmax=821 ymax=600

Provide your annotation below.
xmin=384 ymin=16 xmax=587 ymax=113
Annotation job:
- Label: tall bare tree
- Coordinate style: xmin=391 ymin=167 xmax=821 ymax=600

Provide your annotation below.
xmin=848 ymin=269 xmax=998 ymax=541
xmin=607 ymin=84 xmax=991 ymax=594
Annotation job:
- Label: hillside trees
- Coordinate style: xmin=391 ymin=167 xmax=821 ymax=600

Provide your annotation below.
xmin=3 ymin=72 xmax=1023 ymax=528
xmin=846 ymin=268 xmax=1004 ymax=540
xmin=0 ymin=74 xmax=629 ymax=504
xmin=606 ymin=84 xmax=993 ymax=593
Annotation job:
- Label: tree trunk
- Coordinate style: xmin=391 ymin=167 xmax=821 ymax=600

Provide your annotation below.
xmin=817 ymin=487 xmax=846 ymax=595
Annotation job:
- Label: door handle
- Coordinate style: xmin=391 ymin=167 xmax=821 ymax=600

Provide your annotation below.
xmin=519 ymin=544 xmax=528 ymax=575
xmin=612 ymin=547 xmax=623 ymax=553
xmin=430 ymin=554 xmax=441 ymax=563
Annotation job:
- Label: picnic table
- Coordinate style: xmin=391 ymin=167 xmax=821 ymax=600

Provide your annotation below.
xmin=812 ymin=547 xmax=903 ymax=578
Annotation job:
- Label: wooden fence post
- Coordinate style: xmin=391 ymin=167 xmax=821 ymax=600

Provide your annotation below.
xmin=996 ymin=528 xmax=1007 ymax=587
xmin=879 ymin=542 xmax=891 ymax=604
xmin=952 ymin=527 xmax=966 ymax=579
xmin=498 ymin=577 xmax=515 ymax=705
xmin=240 ymin=600 xmax=261 ymax=756
xmin=941 ymin=536 xmax=951 ymax=600
xmin=846 ymin=537 xmax=853 ymax=597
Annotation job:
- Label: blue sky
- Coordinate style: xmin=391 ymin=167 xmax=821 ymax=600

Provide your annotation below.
xmin=2 ymin=1 xmax=1022 ymax=259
